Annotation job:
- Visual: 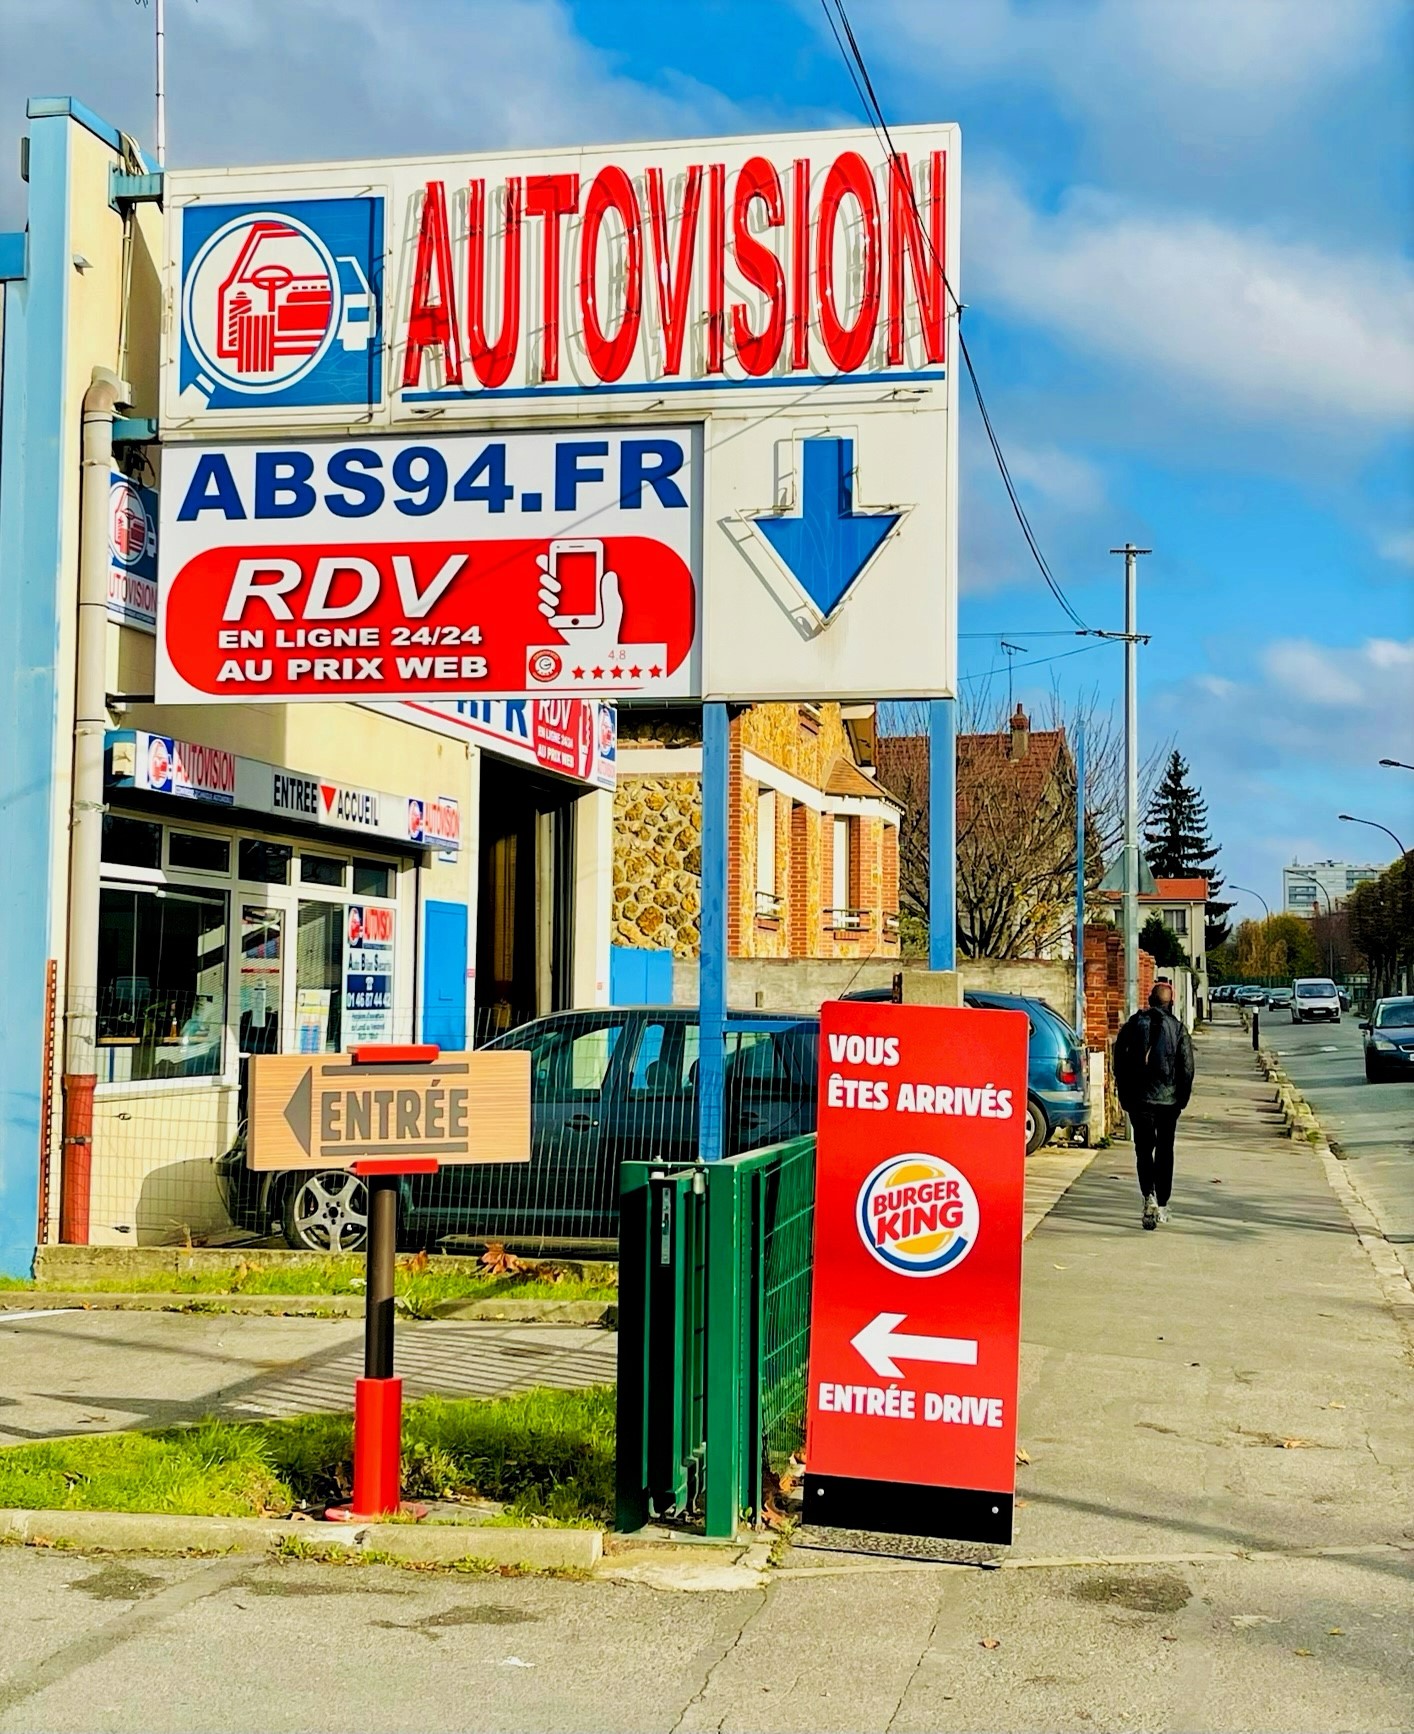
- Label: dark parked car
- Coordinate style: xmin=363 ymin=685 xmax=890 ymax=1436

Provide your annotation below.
xmin=1265 ymin=987 xmax=1294 ymax=1011
xmin=839 ymin=985 xmax=1088 ymax=1155
xmin=1360 ymin=997 xmax=1414 ymax=1083
xmin=217 ymin=1007 xmax=819 ymax=1253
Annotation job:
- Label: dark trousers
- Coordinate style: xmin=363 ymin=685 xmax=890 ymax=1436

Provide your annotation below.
xmin=1133 ymin=1106 xmax=1181 ymax=1206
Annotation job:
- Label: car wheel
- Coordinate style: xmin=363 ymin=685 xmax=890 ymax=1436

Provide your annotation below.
xmin=1364 ymin=1061 xmax=1381 ymax=1084
xmin=1024 ymin=1097 xmax=1049 ymax=1156
xmin=281 ymin=1170 xmax=369 ymax=1253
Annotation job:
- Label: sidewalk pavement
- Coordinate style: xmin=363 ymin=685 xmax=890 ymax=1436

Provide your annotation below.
xmin=0 ymin=1020 xmax=1410 ymax=1732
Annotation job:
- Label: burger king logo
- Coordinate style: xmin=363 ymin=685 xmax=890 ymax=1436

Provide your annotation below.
xmin=857 ymin=1155 xmax=980 ymax=1276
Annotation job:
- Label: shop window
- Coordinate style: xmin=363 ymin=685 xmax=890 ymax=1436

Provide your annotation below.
xmin=168 ymin=831 xmax=231 ymax=874
xmin=755 ymin=788 xmax=779 ymax=919
xmin=300 ymin=853 xmax=347 ymax=888
xmin=102 ymin=814 xmax=162 ymax=871
xmin=239 ymin=839 xmax=292 ymax=885
xmin=295 ymin=901 xmax=344 ymax=1053
xmin=96 ymin=886 xmax=227 ymax=1083
xmin=353 ymin=859 xmax=393 ymax=898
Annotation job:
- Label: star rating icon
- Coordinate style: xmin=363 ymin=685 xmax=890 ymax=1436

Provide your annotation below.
xmin=571 ymin=667 xmax=585 ymax=680
xmin=591 ymin=666 xmax=605 ymax=680
xmin=610 ymin=666 xmax=624 ymax=679
xmin=628 ymin=665 xmax=642 ymax=679
xmin=648 ymin=665 xmax=662 ymax=678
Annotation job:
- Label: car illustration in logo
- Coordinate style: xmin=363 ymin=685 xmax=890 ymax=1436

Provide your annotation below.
xmin=856 ymin=1154 xmax=980 ymax=1276
xmin=177 ymin=197 xmax=384 ymax=412
xmin=109 ymin=480 xmax=155 ymax=567
xmin=347 ymin=906 xmax=364 ymax=947
xmin=145 ymin=734 xmax=173 ymax=793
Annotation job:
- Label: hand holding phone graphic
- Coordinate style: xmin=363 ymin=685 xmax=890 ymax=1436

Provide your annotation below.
xmin=537 ymin=539 xmax=622 ymax=639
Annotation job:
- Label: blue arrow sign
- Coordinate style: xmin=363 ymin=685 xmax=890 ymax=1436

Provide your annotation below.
xmin=754 ymin=437 xmax=901 ymax=620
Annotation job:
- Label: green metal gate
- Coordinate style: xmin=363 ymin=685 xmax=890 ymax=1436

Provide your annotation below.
xmin=615 ymin=1134 xmax=815 ymax=1538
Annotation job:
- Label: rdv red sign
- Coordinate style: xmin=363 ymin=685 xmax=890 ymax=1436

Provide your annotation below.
xmin=804 ymin=1001 xmax=1028 ymax=1545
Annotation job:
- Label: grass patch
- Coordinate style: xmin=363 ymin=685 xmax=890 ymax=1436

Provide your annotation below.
xmin=0 ymin=1387 xmax=615 ymax=1526
xmin=5 ymin=1257 xmax=617 ymax=1315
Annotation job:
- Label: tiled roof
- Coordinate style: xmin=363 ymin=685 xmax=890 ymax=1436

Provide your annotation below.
xmin=1154 ymin=876 xmax=1209 ymax=900
xmin=825 ymin=755 xmax=899 ymax=804
xmin=875 ymin=727 xmax=1072 ymax=818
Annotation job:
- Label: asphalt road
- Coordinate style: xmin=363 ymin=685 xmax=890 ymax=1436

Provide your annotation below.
xmin=1257 ymin=1005 xmax=1414 ymax=1255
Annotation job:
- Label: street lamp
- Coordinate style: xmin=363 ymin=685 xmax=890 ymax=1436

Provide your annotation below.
xmin=1229 ymin=884 xmax=1270 ymax=919
xmin=1337 ymin=814 xmax=1409 ymax=856
xmin=1378 ymin=759 xmax=1414 ymax=771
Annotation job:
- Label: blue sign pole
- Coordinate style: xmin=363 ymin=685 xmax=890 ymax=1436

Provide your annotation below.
xmin=698 ymin=701 xmax=729 ymax=1162
xmin=1074 ymin=722 xmax=1086 ymax=1041
xmin=928 ymin=697 xmax=957 ymax=971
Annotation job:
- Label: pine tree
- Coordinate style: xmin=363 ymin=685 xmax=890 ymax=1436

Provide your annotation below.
xmin=1143 ymin=750 xmax=1234 ymax=949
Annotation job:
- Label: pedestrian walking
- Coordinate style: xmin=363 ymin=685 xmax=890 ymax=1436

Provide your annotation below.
xmin=1114 ymin=979 xmax=1195 ymax=1230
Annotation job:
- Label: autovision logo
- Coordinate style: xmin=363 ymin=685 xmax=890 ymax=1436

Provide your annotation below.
xmin=177 ymin=197 xmax=384 ymax=412
xmin=856 ymin=1154 xmax=980 ymax=1276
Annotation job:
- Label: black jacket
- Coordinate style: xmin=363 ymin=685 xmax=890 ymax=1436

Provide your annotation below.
xmin=1113 ymin=1007 xmax=1194 ymax=1113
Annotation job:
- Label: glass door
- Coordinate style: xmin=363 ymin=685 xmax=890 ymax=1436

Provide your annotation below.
xmin=238 ymin=904 xmax=283 ymax=1056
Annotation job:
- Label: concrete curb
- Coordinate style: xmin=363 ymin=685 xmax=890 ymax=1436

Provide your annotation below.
xmin=1252 ymin=1047 xmax=1414 ymax=1340
xmin=0 ymin=1293 xmax=617 ymax=1324
xmin=0 ymin=1507 xmax=602 ymax=1571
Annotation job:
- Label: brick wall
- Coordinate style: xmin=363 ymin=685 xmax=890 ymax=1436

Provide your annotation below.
xmin=1083 ymin=924 xmax=1157 ymax=1049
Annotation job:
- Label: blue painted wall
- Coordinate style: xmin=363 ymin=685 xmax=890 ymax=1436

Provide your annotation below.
xmin=610 ymin=945 xmax=674 ymax=1006
xmin=0 ymin=111 xmax=74 ymax=1276
xmin=422 ymin=901 xmax=469 ymax=1050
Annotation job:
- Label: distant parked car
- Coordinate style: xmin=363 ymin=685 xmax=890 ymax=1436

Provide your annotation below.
xmin=1265 ymin=987 xmax=1294 ymax=1010
xmin=1359 ymin=997 xmax=1414 ymax=1082
xmin=1291 ymin=979 xmax=1342 ymax=1023
xmin=839 ymin=985 xmax=1088 ymax=1156
xmin=1235 ymin=986 xmax=1266 ymax=1007
xmin=218 ymin=1007 xmax=820 ymax=1253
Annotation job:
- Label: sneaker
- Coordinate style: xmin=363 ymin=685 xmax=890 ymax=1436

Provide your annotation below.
xmin=1142 ymin=1193 xmax=1159 ymax=1231
xmin=1157 ymin=1206 xmax=1171 ymax=1224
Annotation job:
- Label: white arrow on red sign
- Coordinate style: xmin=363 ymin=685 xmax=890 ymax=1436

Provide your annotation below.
xmin=851 ymin=1312 xmax=979 ymax=1379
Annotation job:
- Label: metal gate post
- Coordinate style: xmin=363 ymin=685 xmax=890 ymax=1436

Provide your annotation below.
xmin=703 ymin=1158 xmax=743 ymax=1538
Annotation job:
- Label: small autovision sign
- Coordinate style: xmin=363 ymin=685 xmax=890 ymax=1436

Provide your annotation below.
xmin=249 ymin=1050 xmax=530 ymax=1170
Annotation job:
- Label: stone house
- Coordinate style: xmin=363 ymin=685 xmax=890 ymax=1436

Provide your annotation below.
xmin=613 ymin=704 xmax=902 ymax=961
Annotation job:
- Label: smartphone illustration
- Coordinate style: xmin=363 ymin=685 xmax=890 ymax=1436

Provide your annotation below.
xmin=546 ymin=539 xmax=605 ymax=629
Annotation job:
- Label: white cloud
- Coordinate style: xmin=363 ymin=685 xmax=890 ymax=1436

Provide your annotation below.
xmin=968 ymin=172 xmax=1414 ymax=427
xmin=1378 ymin=530 xmax=1414 ymax=568
xmin=0 ymin=0 xmax=764 ymax=225
xmin=866 ymin=0 xmax=1398 ymax=128
xmin=1003 ymin=444 xmax=1107 ymax=515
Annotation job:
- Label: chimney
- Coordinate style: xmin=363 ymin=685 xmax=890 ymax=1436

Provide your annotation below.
xmin=1008 ymin=704 xmax=1030 ymax=760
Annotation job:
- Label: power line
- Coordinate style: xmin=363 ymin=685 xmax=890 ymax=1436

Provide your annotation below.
xmin=819 ymin=0 xmax=1089 ymax=631
xmin=957 ymin=639 xmax=1117 ymax=686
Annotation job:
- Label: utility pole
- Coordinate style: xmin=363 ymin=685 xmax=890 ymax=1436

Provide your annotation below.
xmin=1110 ymin=544 xmax=1150 ymax=1018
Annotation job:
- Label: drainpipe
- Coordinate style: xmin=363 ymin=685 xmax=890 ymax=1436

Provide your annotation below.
xmin=60 ymin=366 xmax=131 ymax=1244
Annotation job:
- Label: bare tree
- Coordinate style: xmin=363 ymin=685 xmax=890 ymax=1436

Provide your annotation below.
xmin=877 ymin=687 xmax=1159 ymax=960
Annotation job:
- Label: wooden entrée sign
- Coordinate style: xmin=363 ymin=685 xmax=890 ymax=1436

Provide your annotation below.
xmin=248 ymin=1051 xmax=531 ymax=1171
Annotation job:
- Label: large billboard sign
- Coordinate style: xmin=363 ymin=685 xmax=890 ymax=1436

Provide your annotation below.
xmin=160 ymin=127 xmax=959 ymax=702
xmin=804 ymin=1000 xmax=1027 ymax=1546
xmin=163 ymin=129 xmax=955 ymax=425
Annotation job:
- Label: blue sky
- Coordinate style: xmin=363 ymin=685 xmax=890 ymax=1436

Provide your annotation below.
xmin=4 ymin=0 xmax=1411 ymax=910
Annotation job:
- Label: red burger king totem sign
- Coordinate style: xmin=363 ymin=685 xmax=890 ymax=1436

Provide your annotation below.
xmin=805 ymin=1000 xmax=1028 ymax=1544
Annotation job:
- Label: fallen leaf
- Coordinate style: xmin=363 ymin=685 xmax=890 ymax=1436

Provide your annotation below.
xmin=1015 ymin=1499 xmax=1029 ymax=1509
xmin=1052 ymin=1265 xmax=1068 ymax=1271
xmin=1161 ymin=1634 xmax=1177 ymax=1643
xmin=1015 ymin=1447 xmax=1031 ymax=1465
xmin=979 ymin=1637 xmax=1001 ymax=1650
xmin=1324 ymin=1401 xmax=1346 ymax=1410
xmin=1211 ymin=1179 xmax=1222 ymax=1184
xmin=1280 ymin=1438 xmax=1311 ymax=1450
xmin=1231 ymin=1614 xmax=1279 ymax=1628
xmin=1293 ymin=1648 xmax=1313 ymax=1657
xmin=1327 ymin=1628 xmax=1345 ymax=1636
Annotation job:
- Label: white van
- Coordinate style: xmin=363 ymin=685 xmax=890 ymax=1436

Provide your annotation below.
xmin=1291 ymin=979 xmax=1341 ymax=1023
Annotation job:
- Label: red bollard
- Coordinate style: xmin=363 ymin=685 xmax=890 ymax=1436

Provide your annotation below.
xmin=351 ymin=1375 xmax=404 ymax=1517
